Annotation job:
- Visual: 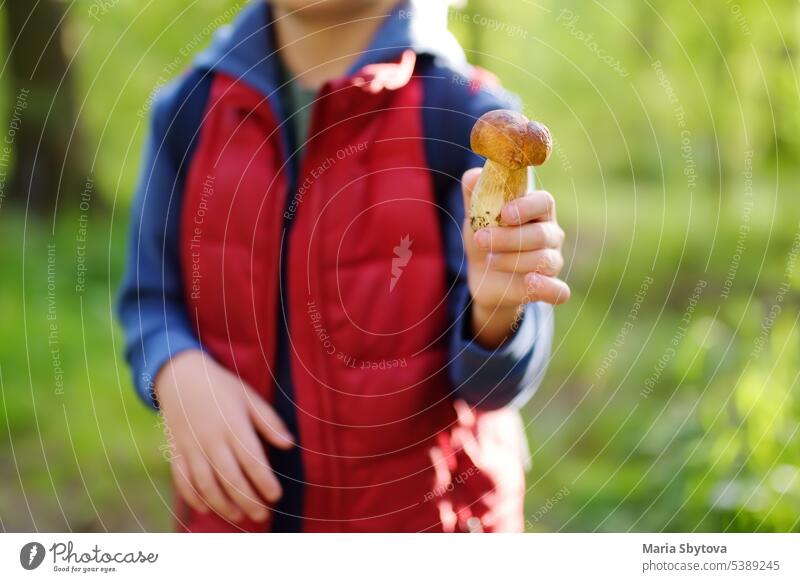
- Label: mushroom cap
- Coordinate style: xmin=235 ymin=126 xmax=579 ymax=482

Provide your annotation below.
xmin=470 ymin=110 xmax=552 ymax=169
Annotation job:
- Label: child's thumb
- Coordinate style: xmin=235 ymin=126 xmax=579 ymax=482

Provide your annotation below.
xmin=248 ymin=395 xmax=295 ymax=449
xmin=461 ymin=167 xmax=482 ymax=215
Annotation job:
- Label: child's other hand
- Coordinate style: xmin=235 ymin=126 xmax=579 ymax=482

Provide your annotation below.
xmin=462 ymin=167 xmax=570 ymax=348
xmin=154 ymin=350 xmax=294 ymax=523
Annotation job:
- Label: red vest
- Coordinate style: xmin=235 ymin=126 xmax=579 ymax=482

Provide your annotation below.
xmin=179 ymin=64 xmax=524 ymax=532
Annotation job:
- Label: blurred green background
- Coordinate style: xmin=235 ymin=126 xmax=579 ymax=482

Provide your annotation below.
xmin=1 ymin=0 xmax=798 ymax=532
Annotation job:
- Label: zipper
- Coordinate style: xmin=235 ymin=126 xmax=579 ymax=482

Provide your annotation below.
xmin=279 ymin=82 xmax=344 ymax=531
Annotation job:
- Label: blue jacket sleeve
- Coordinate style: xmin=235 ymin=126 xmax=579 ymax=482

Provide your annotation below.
xmin=422 ymin=58 xmax=554 ymax=410
xmin=116 ymin=73 xmax=211 ymax=408
xmin=442 ymin=178 xmax=554 ymax=411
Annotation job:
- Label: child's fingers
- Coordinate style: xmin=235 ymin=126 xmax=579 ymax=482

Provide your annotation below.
xmin=475 ymin=271 xmax=570 ymax=307
xmin=248 ymin=396 xmax=294 ymax=450
xmin=172 ymin=455 xmax=209 ymax=515
xmin=488 ymin=248 xmax=563 ymax=276
xmin=474 ymin=221 xmax=564 ymax=253
xmin=524 ymin=273 xmax=571 ymax=305
xmin=189 ymin=455 xmax=243 ymax=522
xmin=211 ymin=446 xmax=269 ymax=522
xmin=501 ymin=190 xmax=556 ymax=225
xmin=230 ymin=427 xmax=284 ymax=503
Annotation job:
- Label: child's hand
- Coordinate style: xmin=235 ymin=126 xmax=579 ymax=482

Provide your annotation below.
xmin=462 ymin=168 xmax=570 ymax=348
xmin=154 ymin=350 xmax=294 ymax=523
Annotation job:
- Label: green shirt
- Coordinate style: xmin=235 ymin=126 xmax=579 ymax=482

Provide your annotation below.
xmin=277 ymin=57 xmax=317 ymax=155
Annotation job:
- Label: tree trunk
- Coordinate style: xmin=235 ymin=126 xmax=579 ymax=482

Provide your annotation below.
xmin=5 ymin=0 xmax=89 ymax=216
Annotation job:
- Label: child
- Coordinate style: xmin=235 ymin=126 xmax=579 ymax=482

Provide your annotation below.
xmin=118 ymin=0 xmax=569 ymax=533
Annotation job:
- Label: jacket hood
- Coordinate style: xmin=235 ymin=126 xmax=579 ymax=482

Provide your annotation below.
xmin=193 ymin=0 xmax=467 ymax=98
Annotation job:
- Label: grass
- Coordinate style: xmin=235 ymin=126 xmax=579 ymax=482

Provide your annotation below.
xmin=1 ymin=173 xmax=798 ymax=531
xmin=0 ymin=209 xmax=171 ymax=531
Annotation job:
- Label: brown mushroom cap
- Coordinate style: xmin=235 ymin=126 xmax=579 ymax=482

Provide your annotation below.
xmin=470 ymin=110 xmax=552 ymax=169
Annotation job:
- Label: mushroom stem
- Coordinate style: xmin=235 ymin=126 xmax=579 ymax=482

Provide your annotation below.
xmin=469 ymin=160 xmax=527 ymax=231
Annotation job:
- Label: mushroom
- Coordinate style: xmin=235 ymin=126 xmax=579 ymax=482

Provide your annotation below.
xmin=468 ymin=110 xmax=552 ymax=231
